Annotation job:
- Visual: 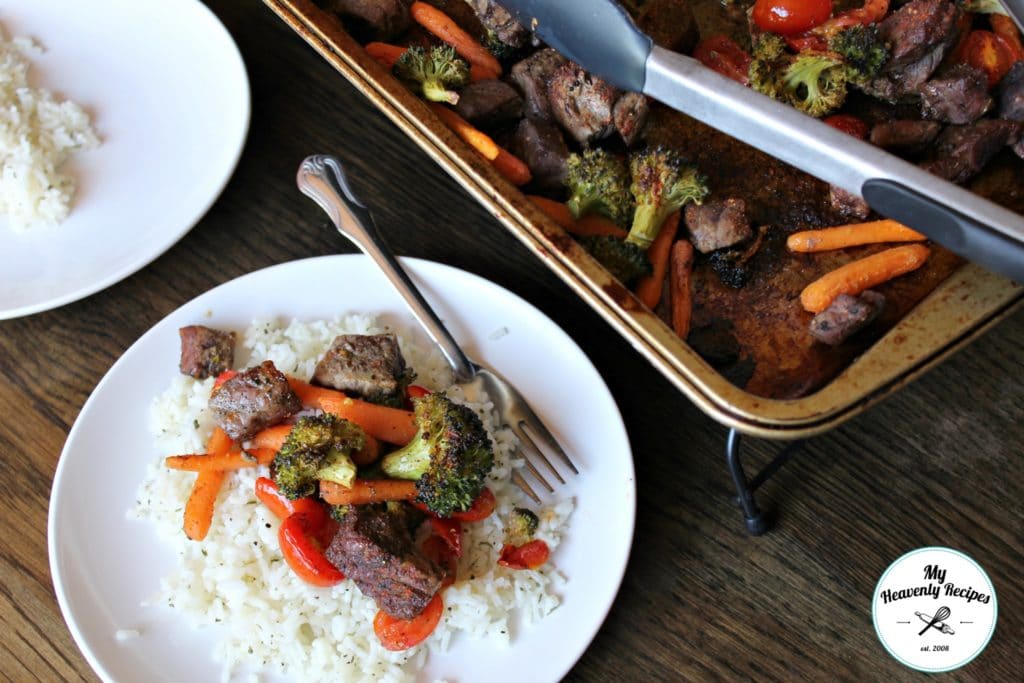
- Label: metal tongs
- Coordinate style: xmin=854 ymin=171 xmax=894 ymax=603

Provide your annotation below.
xmin=499 ymin=0 xmax=1024 ymax=283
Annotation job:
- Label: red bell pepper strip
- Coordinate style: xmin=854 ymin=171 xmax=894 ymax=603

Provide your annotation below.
xmin=823 ymin=113 xmax=869 ymax=139
xmin=213 ymin=369 xmax=238 ymax=389
xmin=406 ymin=384 xmax=432 ymax=399
xmin=428 ymin=517 xmax=463 ymax=558
xmin=421 ymin=535 xmax=458 ymax=589
xmin=498 ymin=539 xmax=550 ymax=570
xmin=693 ymin=36 xmax=752 ymax=85
xmin=255 ymin=476 xmax=325 ymax=521
xmin=373 ymin=593 xmax=444 ymax=651
xmin=278 ymin=510 xmax=344 ymax=587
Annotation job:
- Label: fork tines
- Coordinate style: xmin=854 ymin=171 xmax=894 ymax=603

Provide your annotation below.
xmin=509 ymin=419 xmax=578 ymax=503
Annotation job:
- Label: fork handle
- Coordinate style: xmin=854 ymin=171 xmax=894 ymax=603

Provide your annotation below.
xmin=297 ymin=155 xmax=476 ymax=382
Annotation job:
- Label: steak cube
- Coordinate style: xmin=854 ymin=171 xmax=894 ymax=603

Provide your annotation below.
xmin=509 ymin=48 xmax=567 ymax=120
xmin=809 ymin=291 xmax=886 ymax=346
xmin=684 ymin=199 xmax=752 ymax=254
xmin=326 ymin=505 xmax=443 ymax=619
xmin=547 ymin=62 xmax=619 ymax=145
xmin=510 ymin=117 xmax=571 ymax=190
xmin=313 ymin=334 xmax=410 ymax=406
xmin=178 ymin=325 xmax=235 ymax=379
xmin=920 ymin=64 xmax=992 ymax=124
xmin=209 ymin=361 xmax=301 ymax=441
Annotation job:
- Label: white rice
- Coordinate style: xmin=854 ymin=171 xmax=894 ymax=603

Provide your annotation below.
xmin=132 ymin=315 xmax=573 ymax=682
xmin=0 ymin=23 xmax=99 ymax=230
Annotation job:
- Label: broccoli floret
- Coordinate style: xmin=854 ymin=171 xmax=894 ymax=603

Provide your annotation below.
xmin=393 ymin=45 xmax=470 ymax=105
xmin=272 ymin=414 xmax=366 ymax=499
xmin=564 ymin=149 xmax=633 ymax=227
xmin=749 ymin=33 xmax=789 ymax=100
xmin=577 ymin=235 xmax=652 ymax=283
xmin=481 ymin=27 xmax=518 ymax=61
xmin=749 ymin=36 xmax=852 ymax=117
xmin=829 ymin=25 xmax=889 ymax=85
xmin=782 ymin=52 xmax=849 ymax=118
xmin=753 ymin=32 xmax=787 ymax=63
xmin=380 ymin=393 xmax=494 ymax=517
xmin=507 ymin=507 xmax=539 ymax=545
xmin=627 ymin=147 xmax=709 ymax=249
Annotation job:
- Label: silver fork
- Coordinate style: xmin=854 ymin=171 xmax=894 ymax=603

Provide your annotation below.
xmin=297 ymin=154 xmax=578 ymax=502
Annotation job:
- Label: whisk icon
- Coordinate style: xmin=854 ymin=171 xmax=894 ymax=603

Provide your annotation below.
xmin=916 ymin=607 xmax=955 ymax=635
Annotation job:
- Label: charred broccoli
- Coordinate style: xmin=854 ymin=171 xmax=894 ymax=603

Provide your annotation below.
xmin=393 ymin=45 xmax=470 ymax=105
xmin=380 ymin=393 xmax=494 ymax=517
xmin=749 ymin=32 xmax=788 ymax=100
xmin=749 ymin=34 xmax=851 ymax=117
xmin=481 ymin=26 xmax=519 ymax=61
xmin=564 ymin=149 xmax=633 ymax=227
xmin=627 ymin=147 xmax=709 ymax=249
xmin=506 ymin=507 xmax=539 ymax=545
xmin=577 ymin=234 xmax=652 ymax=283
xmin=829 ymin=25 xmax=889 ymax=85
xmin=272 ymin=414 xmax=366 ymax=499
xmin=782 ymin=53 xmax=849 ymax=118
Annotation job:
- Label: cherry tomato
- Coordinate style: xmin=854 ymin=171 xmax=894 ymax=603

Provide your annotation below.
xmin=278 ymin=511 xmax=344 ymax=587
xmin=823 ymin=114 xmax=869 ymax=139
xmin=428 ymin=517 xmax=463 ymax=557
xmin=991 ymin=14 xmax=1024 ymax=63
xmin=752 ymin=0 xmax=831 ymax=36
xmin=497 ymin=539 xmax=550 ymax=570
xmin=254 ymin=477 xmax=325 ymax=522
xmin=958 ymin=30 xmax=1017 ymax=88
xmin=693 ymin=36 xmax=753 ymax=85
xmin=373 ymin=594 xmax=444 ymax=651
xmin=421 ymin=535 xmax=458 ymax=589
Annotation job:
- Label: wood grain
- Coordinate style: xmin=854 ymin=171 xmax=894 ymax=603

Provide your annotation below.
xmin=0 ymin=2 xmax=1019 ymax=681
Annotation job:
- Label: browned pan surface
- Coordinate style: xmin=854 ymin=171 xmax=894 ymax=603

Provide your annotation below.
xmin=265 ymin=0 xmax=1023 ymax=437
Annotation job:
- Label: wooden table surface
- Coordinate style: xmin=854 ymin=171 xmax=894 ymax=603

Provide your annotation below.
xmin=2 ymin=2 xmax=1022 ymax=681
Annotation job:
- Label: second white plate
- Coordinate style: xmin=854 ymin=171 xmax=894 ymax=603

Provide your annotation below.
xmin=0 ymin=0 xmax=250 ymax=318
xmin=49 ymin=255 xmax=636 ymax=682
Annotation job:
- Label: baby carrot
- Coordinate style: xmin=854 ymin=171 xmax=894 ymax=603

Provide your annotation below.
xmin=787 ymin=219 xmax=927 ymax=253
xmin=165 ymin=448 xmax=273 ymax=472
xmin=364 ymin=41 xmax=407 ymax=69
xmin=670 ymin=239 xmax=696 ymax=339
xmin=410 ymin=2 xmax=503 ymax=77
xmin=491 ymin=148 xmax=532 ymax=185
xmin=288 ymin=378 xmax=417 ymax=445
xmin=319 ymin=479 xmax=419 ymax=506
xmin=635 ymin=211 xmax=680 ymax=309
xmin=528 ymin=195 xmax=575 ymax=229
xmin=429 ymin=103 xmax=499 ymax=160
xmin=182 ymin=427 xmax=234 ymax=540
xmin=527 ymin=195 xmax=627 ymax=237
xmin=800 ymin=244 xmax=931 ymax=313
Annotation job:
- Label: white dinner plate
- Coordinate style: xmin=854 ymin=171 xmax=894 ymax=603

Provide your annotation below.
xmin=49 ymin=255 xmax=636 ymax=682
xmin=0 ymin=0 xmax=249 ymax=319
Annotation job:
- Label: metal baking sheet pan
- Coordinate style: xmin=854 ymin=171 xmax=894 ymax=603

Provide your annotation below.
xmin=265 ymin=0 xmax=1023 ymax=439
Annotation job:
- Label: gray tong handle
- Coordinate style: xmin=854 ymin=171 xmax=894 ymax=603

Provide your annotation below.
xmin=499 ymin=0 xmax=1024 ymax=282
xmin=296 ymin=155 xmax=476 ymax=381
xmin=644 ymin=47 xmax=1024 ymax=283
